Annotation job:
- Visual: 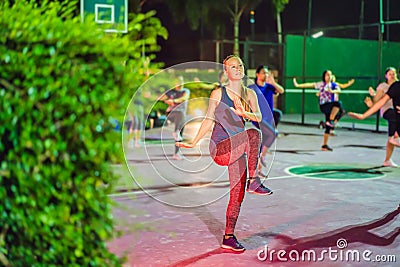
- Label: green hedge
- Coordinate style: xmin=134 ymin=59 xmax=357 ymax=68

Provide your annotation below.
xmin=0 ymin=1 xmax=150 ymax=266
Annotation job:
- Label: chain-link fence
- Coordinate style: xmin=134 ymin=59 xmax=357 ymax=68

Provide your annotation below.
xmin=199 ymin=15 xmax=400 ymax=133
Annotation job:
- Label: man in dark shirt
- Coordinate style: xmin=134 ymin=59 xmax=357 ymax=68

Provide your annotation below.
xmin=160 ymin=76 xmax=190 ymax=160
xmin=248 ymin=65 xmax=284 ymax=177
xmin=388 ymin=81 xmax=400 ymax=115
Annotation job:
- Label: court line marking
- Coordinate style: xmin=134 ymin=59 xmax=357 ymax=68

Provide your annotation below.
xmin=108 ymin=175 xmax=295 ymax=197
xmin=109 ymin=165 xmax=390 ymax=198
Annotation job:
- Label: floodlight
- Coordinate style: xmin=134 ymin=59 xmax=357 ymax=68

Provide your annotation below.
xmin=312 ymin=31 xmax=324 ymax=38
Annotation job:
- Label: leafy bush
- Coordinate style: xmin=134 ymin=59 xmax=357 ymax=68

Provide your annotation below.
xmin=0 ymin=1 xmax=165 ymax=266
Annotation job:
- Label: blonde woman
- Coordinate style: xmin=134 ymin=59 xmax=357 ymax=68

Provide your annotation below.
xmin=177 ymin=55 xmax=272 ymax=252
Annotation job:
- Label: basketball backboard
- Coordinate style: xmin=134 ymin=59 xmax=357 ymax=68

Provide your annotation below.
xmin=81 ymin=0 xmax=128 ymax=33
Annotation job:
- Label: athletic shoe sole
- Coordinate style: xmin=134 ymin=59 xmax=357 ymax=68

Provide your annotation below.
xmin=321 ymin=146 xmax=333 ymax=151
xmin=246 ymin=189 xmax=273 ymax=195
xmin=383 ymin=161 xmax=398 ymax=168
xmin=221 ymin=244 xmax=246 ymax=252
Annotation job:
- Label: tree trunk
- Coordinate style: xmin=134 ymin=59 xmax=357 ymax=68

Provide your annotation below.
xmin=233 ymin=15 xmax=240 ymax=55
xmin=276 ymin=10 xmax=282 ymax=44
xmin=276 ymin=10 xmax=283 ymax=110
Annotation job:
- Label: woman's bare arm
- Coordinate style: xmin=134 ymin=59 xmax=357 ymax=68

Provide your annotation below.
xmin=176 ymin=89 xmax=220 ymax=148
xmin=348 ymin=94 xmax=391 ymax=120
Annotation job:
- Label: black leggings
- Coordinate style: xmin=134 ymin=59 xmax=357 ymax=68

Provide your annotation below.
xmin=382 ymin=109 xmax=397 ymax=137
xmin=257 ymin=120 xmax=278 ymax=148
xmin=273 ymin=109 xmax=283 ymax=127
xmin=334 ymin=101 xmax=345 ymax=121
xmin=167 ymin=110 xmax=185 ymax=132
xmin=320 ymin=102 xmax=341 ymax=134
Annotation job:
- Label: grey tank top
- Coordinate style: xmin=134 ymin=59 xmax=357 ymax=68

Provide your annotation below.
xmin=210 ymin=87 xmax=245 ymax=144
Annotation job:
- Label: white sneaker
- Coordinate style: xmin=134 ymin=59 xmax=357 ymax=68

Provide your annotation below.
xmin=383 ymin=160 xmax=398 ymax=167
xmin=172 ymin=154 xmax=182 ymax=160
xmin=388 ymin=137 xmax=400 ymax=147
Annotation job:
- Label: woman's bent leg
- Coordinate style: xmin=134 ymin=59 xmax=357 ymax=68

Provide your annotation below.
xmin=212 ymin=129 xmax=261 ymax=176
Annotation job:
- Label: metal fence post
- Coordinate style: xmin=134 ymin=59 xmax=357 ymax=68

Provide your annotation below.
xmin=301 ymin=31 xmax=308 ymax=125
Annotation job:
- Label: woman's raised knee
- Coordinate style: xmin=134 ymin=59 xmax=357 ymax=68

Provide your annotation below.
xmin=247 ymin=128 xmax=261 ymax=137
xmin=246 ymin=129 xmax=261 ymax=144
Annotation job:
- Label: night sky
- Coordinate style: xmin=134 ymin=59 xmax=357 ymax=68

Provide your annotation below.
xmin=142 ymin=0 xmax=400 ymax=66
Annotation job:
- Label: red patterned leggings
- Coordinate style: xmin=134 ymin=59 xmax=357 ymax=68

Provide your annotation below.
xmin=209 ymin=128 xmax=261 ymax=234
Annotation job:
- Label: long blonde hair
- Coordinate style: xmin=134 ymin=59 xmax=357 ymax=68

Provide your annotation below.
xmin=223 ymin=55 xmax=250 ymax=112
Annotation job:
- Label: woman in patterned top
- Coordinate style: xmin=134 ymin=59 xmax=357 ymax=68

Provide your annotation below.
xmin=293 ymin=70 xmax=341 ymax=151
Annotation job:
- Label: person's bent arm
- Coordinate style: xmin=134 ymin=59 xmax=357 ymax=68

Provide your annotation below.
xmin=364 ymin=96 xmax=373 ymax=108
xmin=368 ymin=86 xmax=376 ymax=97
xmin=273 ymin=82 xmax=285 ymax=95
xmin=176 ymin=89 xmax=220 ymax=148
xmin=328 ymin=86 xmax=341 ymax=94
xmin=267 ymin=72 xmax=284 ymax=94
xmin=246 ymin=89 xmax=262 ymax=122
xmin=172 ymin=89 xmax=190 ymax=104
xmin=372 ymin=86 xmax=386 ymax=103
xmin=230 ymin=90 xmax=262 ymax=122
xmin=337 ymin=79 xmax=355 ymax=89
xmin=159 ymin=90 xmax=169 ymax=101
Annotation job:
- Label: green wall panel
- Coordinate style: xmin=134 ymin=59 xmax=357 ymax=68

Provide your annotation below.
xmin=284 ymin=35 xmax=400 ymax=115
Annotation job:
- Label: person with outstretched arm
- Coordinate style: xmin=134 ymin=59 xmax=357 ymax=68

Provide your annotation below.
xmin=348 ymin=80 xmax=400 ymax=148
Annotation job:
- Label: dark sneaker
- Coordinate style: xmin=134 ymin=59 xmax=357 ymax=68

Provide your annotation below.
xmin=246 ymin=177 xmax=273 ymax=195
xmin=221 ymin=235 xmax=245 ymax=252
xmin=321 ymin=145 xmax=333 ymax=151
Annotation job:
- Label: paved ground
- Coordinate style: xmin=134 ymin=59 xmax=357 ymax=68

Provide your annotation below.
xmin=107 ymin=122 xmax=400 ymax=267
